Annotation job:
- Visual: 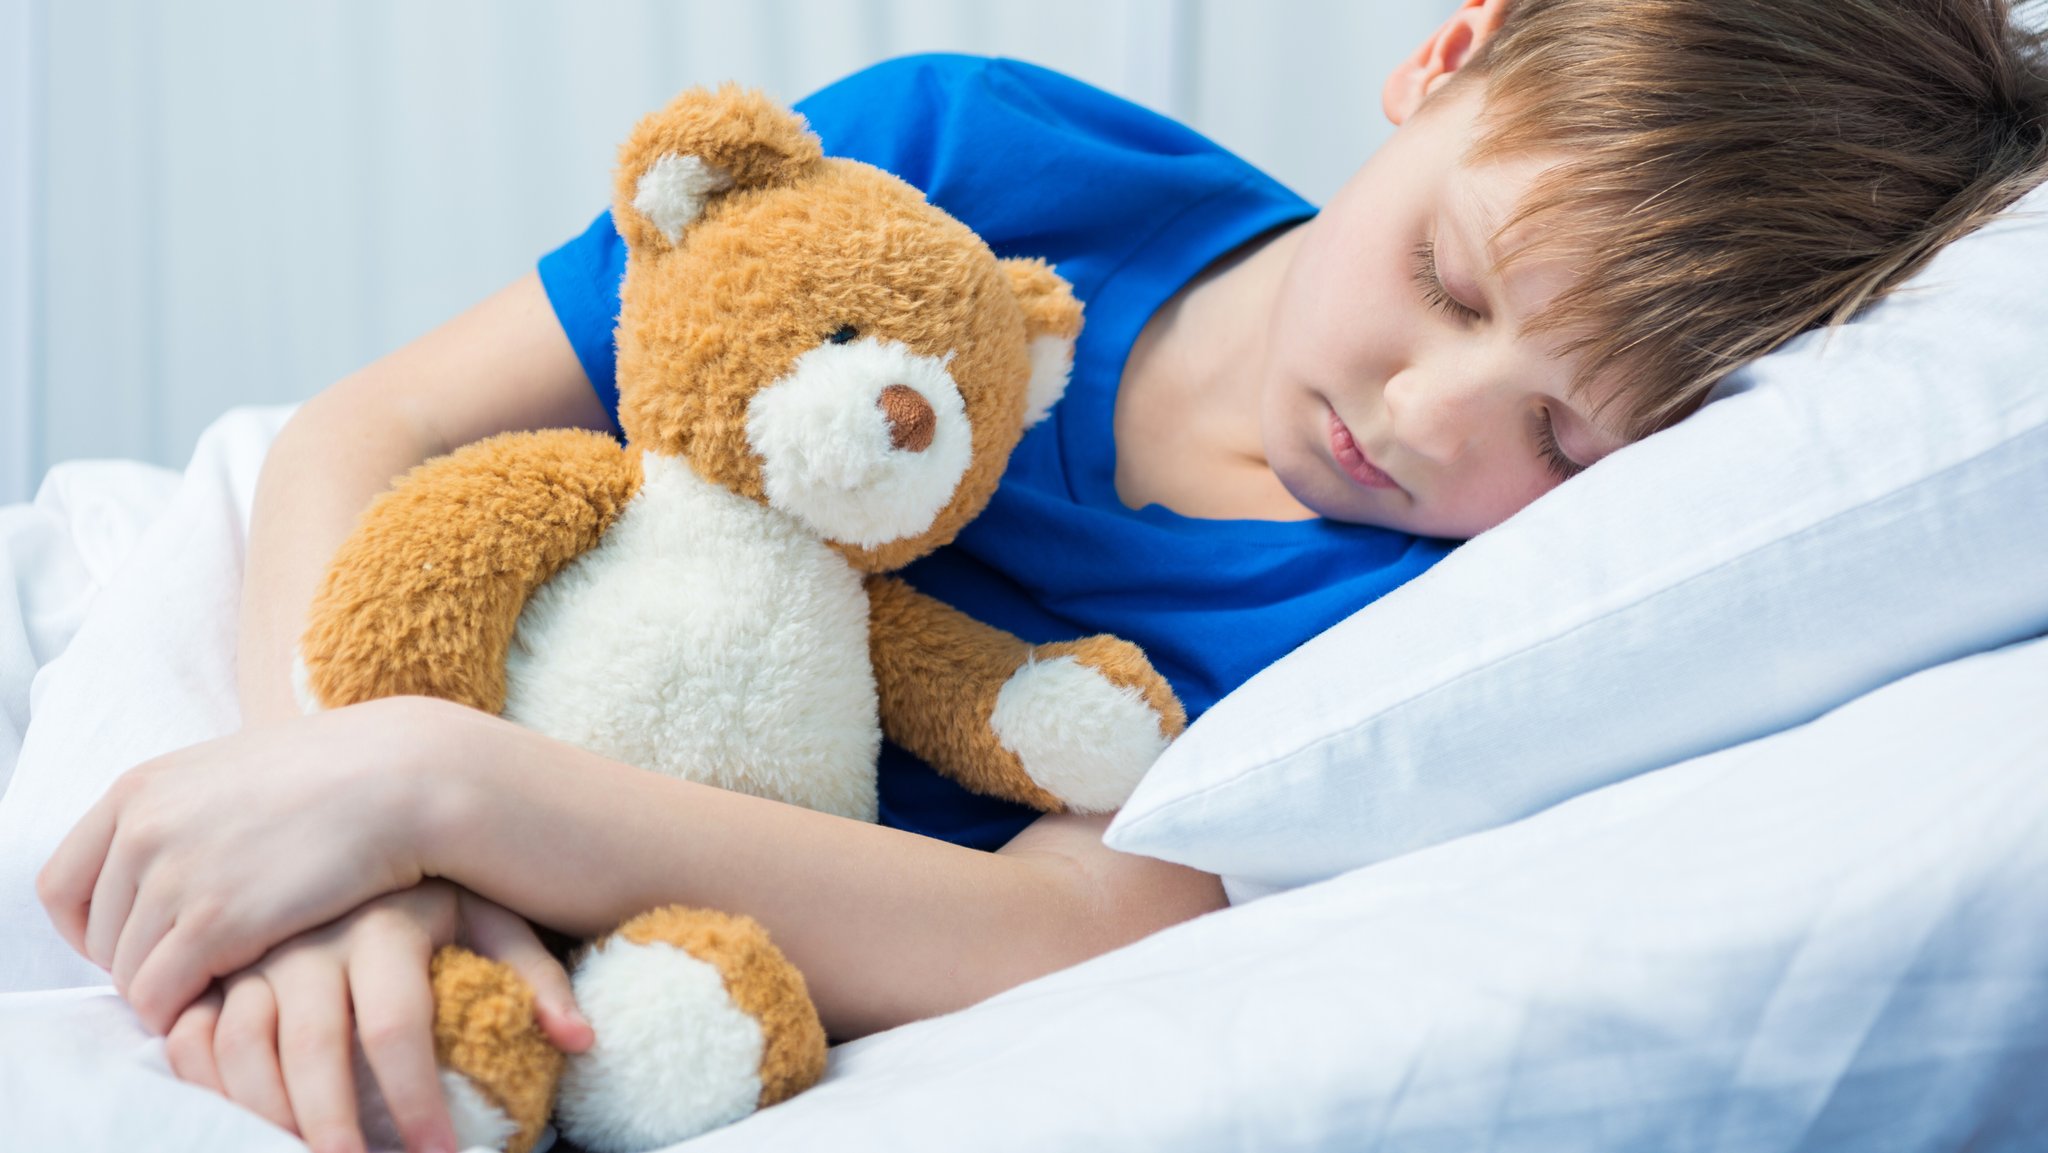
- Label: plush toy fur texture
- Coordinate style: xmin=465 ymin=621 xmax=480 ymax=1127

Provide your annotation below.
xmin=304 ymin=84 xmax=1184 ymax=1152
xmin=302 ymin=430 xmax=643 ymax=713
xmin=429 ymin=949 xmax=562 ymax=1153
xmin=867 ymin=576 xmax=1186 ymax=810
xmin=612 ymin=113 xmax=1048 ymax=575
xmin=615 ymin=907 xmax=826 ymax=1106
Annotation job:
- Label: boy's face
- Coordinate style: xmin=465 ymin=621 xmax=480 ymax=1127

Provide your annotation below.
xmin=1260 ymin=80 xmax=1631 ymax=539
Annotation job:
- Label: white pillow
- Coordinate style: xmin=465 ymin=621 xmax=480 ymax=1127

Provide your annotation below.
xmin=1106 ymin=183 xmax=2048 ymax=899
xmin=688 ymin=634 xmax=2048 ymax=1152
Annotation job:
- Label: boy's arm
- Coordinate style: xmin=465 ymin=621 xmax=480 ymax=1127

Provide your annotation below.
xmin=46 ymin=698 xmax=1221 ymax=1038
xmin=411 ymin=699 xmax=1225 ymax=1039
xmin=238 ymin=271 xmax=611 ymax=726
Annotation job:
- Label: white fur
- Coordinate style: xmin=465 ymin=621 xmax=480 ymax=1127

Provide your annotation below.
xmin=503 ymin=453 xmax=880 ymax=821
xmin=557 ymin=938 xmax=765 ymax=1153
xmin=990 ymin=655 xmax=1170 ymax=813
xmin=745 ymin=336 xmax=972 ymax=548
xmin=633 ymin=154 xmax=734 ymax=243
xmin=1023 ymin=333 xmax=1075 ymax=428
xmin=443 ymin=1070 xmax=524 ymax=1152
xmin=289 ymin=647 xmax=322 ymax=713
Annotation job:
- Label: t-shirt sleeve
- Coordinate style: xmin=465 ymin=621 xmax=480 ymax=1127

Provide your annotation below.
xmin=536 ymin=210 xmax=630 ymax=424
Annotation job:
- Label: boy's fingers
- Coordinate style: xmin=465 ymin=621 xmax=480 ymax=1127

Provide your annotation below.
xmin=34 ymin=798 xmax=116 ymax=957
xmin=214 ymin=974 xmax=299 ymax=1136
xmin=272 ymin=956 xmax=367 ymax=1153
xmin=82 ymin=840 xmax=139 ymax=973
xmin=127 ymin=918 xmax=230 ymax=1037
xmin=110 ymin=888 xmax=176 ymax=999
xmin=349 ymin=935 xmax=457 ymax=1153
xmin=462 ymin=897 xmax=593 ymax=1053
xmin=165 ymin=987 xmax=226 ymax=1094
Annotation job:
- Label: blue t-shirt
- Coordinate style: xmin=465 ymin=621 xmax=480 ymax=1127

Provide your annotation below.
xmin=538 ymin=54 xmax=1455 ymax=851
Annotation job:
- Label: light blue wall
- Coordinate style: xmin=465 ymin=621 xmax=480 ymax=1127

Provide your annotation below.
xmin=3 ymin=0 xmax=1450 ymax=496
xmin=1 ymin=0 xmax=37 ymax=504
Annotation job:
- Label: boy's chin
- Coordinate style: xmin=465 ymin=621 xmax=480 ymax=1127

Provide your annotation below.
xmin=1275 ymin=461 xmax=1400 ymax=531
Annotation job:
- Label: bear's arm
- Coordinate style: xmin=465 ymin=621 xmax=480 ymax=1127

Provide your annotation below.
xmin=298 ymin=429 xmax=643 ymax=714
xmin=865 ymin=575 xmax=1186 ymax=815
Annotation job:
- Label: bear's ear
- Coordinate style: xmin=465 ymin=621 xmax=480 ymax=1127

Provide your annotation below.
xmin=1000 ymin=258 xmax=1084 ymax=429
xmin=612 ymin=84 xmax=823 ymax=251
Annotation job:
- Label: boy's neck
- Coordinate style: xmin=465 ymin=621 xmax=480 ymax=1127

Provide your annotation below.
xmin=1113 ymin=221 xmax=1316 ymax=521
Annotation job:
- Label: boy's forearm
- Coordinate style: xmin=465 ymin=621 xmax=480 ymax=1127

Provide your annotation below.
xmin=236 ymin=392 xmax=443 ymax=726
xmin=409 ymin=702 xmax=1225 ymax=1039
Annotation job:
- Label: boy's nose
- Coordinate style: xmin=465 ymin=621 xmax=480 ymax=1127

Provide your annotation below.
xmin=1383 ymin=367 xmax=1489 ymax=466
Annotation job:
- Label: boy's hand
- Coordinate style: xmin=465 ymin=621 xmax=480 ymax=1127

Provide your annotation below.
xmin=36 ymin=697 xmax=462 ymax=1034
xmin=165 ymin=881 xmax=592 ymax=1153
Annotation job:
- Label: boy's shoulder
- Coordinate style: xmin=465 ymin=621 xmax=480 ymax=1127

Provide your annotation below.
xmin=800 ymin=53 xmax=1100 ymax=113
xmin=797 ymin=53 xmax=1233 ymax=167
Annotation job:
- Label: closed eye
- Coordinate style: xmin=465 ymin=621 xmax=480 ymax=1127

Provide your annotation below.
xmin=1536 ymin=406 xmax=1587 ymax=483
xmin=1412 ymin=239 xmax=1479 ymax=322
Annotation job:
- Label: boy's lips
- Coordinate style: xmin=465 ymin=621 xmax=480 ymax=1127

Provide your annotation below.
xmin=1327 ymin=408 xmax=1400 ymax=491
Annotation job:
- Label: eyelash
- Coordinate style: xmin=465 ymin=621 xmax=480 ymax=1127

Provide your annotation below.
xmin=1411 ymin=239 xmax=1479 ymax=322
xmin=1537 ymin=408 xmax=1586 ymax=483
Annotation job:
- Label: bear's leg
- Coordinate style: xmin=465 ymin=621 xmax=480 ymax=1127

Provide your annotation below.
xmin=556 ymin=906 xmax=827 ymax=1153
xmin=351 ymin=946 xmax=561 ymax=1153
xmin=867 ymin=575 xmax=1186 ymax=814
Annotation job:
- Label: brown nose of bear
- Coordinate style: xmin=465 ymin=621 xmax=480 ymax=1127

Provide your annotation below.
xmin=878 ymin=384 xmax=936 ymax=453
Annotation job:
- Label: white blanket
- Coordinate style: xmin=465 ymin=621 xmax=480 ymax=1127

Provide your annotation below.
xmin=1 ymin=407 xmax=287 ymax=993
xmin=3 ymin=407 xmax=2044 ymax=1151
xmin=0 ymin=455 xmax=181 ymax=799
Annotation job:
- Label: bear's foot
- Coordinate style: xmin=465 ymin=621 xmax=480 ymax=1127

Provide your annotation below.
xmin=430 ymin=946 xmax=562 ymax=1153
xmin=352 ymin=945 xmax=561 ymax=1153
xmin=557 ymin=906 xmax=826 ymax=1153
xmin=990 ymin=635 xmax=1187 ymax=813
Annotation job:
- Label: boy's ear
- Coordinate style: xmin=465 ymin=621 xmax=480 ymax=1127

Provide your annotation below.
xmin=1383 ymin=0 xmax=1513 ymax=126
xmin=612 ymin=84 xmax=823 ymax=252
xmin=999 ymin=258 xmax=1084 ymax=429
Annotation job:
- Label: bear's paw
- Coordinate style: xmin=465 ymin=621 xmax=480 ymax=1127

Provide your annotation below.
xmin=990 ymin=639 xmax=1184 ymax=813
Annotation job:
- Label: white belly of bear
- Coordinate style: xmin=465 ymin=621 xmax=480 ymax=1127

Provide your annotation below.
xmin=502 ymin=453 xmax=880 ymax=822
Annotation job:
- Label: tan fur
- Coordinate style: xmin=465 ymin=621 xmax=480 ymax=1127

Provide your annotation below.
xmin=610 ymin=149 xmax=1084 ymax=574
xmin=1000 ymin=257 xmax=1084 ymax=343
xmin=614 ymin=906 xmax=828 ymax=1109
xmin=610 ymin=85 xmax=824 ymax=254
xmin=610 ymin=156 xmax=1012 ymax=570
xmin=430 ymin=946 xmax=563 ymax=1153
xmin=867 ymin=576 xmax=1185 ymax=809
xmin=865 ymin=575 xmax=1062 ymax=809
xmin=301 ymin=430 xmax=642 ymax=713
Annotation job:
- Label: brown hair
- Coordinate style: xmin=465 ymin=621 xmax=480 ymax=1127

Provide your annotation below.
xmin=1458 ymin=0 xmax=2048 ymax=438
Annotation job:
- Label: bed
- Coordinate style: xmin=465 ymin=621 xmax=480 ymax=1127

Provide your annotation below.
xmin=2 ymin=187 xmax=2044 ymax=1152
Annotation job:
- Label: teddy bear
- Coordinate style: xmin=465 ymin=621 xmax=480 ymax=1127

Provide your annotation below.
xmin=291 ymin=84 xmax=1187 ymax=1153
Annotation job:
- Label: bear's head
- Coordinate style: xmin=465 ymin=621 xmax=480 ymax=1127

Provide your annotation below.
xmin=608 ymin=85 xmax=1082 ymax=573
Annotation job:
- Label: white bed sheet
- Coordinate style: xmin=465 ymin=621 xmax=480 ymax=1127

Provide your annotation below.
xmin=682 ymin=636 xmax=2048 ymax=1152
xmin=2 ymin=407 xmax=2043 ymax=1151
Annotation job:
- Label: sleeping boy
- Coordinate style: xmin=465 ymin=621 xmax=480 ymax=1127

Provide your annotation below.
xmin=38 ymin=2 xmax=2048 ymax=1151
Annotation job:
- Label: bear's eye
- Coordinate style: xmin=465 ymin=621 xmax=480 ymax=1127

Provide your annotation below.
xmin=827 ymin=325 xmax=859 ymax=345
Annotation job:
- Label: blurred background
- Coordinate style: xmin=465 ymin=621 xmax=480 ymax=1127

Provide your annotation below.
xmin=0 ymin=0 xmax=1453 ymax=503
